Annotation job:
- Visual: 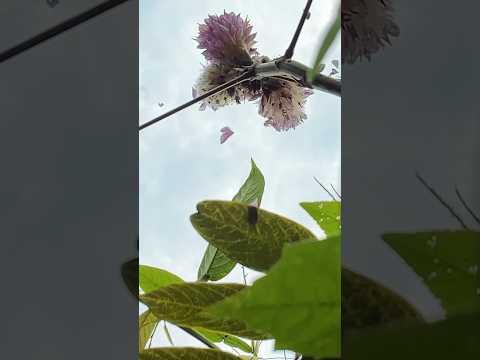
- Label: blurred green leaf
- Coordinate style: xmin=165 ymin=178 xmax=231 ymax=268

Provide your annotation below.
xmin=191 ymin=200 xmax=317 ymax=272
xmin=342 ymin=268 xmax=422 ymax=332
xmin=198 ymin=159 xmax=265 ymax=281
xmin=383 ymin=230 xmax=480 ymax=317
xmin=210 ymin=238 xmax=341 ymax=358
xmin=139 ymin=347 xmax=242 ymax=360
xmin=139 ymin=310 xmax=158 ymax=351
xmin=301 ymin=201 xmax=341 ymax=237
xmin=140 ymin=282 xmax=269 ymax=339
xmin=308 ymin=7 xmax=340 ymax=82
xmin=342 ymin=314 xmax=480 ymax=359
xmin=139 ymin=265 xmax=184 ymax=293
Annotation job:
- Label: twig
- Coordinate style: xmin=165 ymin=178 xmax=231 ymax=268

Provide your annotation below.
xmin=284 ymin=0 xmax=314 ymax=59
xmin=415 ymin=171 xmax=468 ymax=229
xmin=314 ymin=176 xmax=337 ymax=201
xmin=455 ymin=186 xmax=480 ymax=226
xmin=330 ymin=184 xmax=342 ymax=200
xmin=139 ymin=69 xmax=254 ymax=131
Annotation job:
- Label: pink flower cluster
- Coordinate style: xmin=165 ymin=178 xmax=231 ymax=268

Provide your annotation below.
xmin=193 ymin=11 xmax=313 ymax=134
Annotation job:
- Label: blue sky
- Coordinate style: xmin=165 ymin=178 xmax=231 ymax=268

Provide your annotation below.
xmin=139 ymin=0 xmax=340 ymax=355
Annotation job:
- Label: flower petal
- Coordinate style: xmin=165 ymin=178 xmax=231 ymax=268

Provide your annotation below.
xmin=220 ymin=126 xmax=234 ymax=144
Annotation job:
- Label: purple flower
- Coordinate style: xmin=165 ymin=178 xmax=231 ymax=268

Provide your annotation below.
xmin=342 ymin=0 xmax=400 ymax=64
xmin=220 ymin=126 xmax=234 ymax=144
xmin=196 ymin=11 xmax=258 ymax=66
xmin=258 ymin=81 xmax=313 ymax=132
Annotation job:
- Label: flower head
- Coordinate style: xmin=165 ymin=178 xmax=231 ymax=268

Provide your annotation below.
xmin=193 ymin=63 xmax=252 ymax=111
xmin=342 ymin=0 xmax=400 ymax=64
xmin=258 ymin=80 xmax=313 ymax=132
xmin=196 ymin=11 xmax=258 ymax=66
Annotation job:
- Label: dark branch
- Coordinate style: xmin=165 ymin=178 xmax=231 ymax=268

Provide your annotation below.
xmin=415 ymin=171 xmax=469 ymax=229
xmin=139 ymin=69 xmax=254 ymax=131
xmin=284 ymin=0 xmax=314 ymax=59
xmin=455 ymin=187 xmax=480 ymax=226
xmin=314 ymin=176 xmax=337 ymax=201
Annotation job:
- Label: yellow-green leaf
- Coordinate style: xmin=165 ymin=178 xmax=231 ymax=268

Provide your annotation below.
xmin=139 ymin=310 xmax=158 ymax=351
xmin=191 ymin=201 xmax=317 ymax=272
xmin=140 ymin=282 xmax=269 ymax=339
xmin=198 ymin=159 xmax=265 ymax=281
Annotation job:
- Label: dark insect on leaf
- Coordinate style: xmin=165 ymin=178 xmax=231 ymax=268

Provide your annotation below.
xmin=247 ymin=205 xmax=258 ymax=225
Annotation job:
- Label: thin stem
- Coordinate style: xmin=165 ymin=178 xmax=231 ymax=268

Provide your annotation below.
xmin=148 ymin=321 xmax=159 ymax=348
xmin=455 ymin=187 xmax=480 ymax=226
xmin=314 ymin=176 xmax=337 ymax=201
xmin=415 ymin=171 xmax=469 ymax=229
xmin=139 ymin=69 xmax=254 ymax=131
xmin=330 ymin=184 xmax=342 ymax=200
xmin=284 ymin=0 xmax=314 ymax=59
xmin=178 ymin=326 xmax=219 ymax=349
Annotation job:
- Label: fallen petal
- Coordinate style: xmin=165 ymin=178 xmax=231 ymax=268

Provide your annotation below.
xmin=220 ymin=126 xmax=234 ymax=144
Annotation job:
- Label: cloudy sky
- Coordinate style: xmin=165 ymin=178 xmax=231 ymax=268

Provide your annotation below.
xmin=139 ymin=0 xmax=340 ymax=355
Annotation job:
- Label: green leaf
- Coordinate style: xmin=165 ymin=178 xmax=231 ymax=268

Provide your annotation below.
xmin=139 ymin=265 xmax=184 ymax=293
xmin=139 ymin=282 xmax=269 ymax=339
xmin=300 ymin=201 xmax=341 ymax=237
xmin=191 ymin=201 xmax=317 ymax=272
xmin=342 ymin=268 xmax=422 ymax=332
xmin=232 ymin=159 xmax=265 ymax=206
xmin=121 ymin=257 xmax=138 ymax=299
xmin=195 ymin=328 xmax=253 ymax=354
xmin=139 ymin=347 xmax=242 ymax=360
xmin=198 ymin=244 xmax=237 ymax=281
xmin=139 ymin=310 xmax=158 ymax=351
xmin=198 ymin=159 xmax=265 ymax=281
xmin=210 ymin=238 xmax=341 ymax=359
xmin=382 ymin=230 xmax=480 ymax=317
xmin=308 ymin=7 xmax=340 ymax=82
